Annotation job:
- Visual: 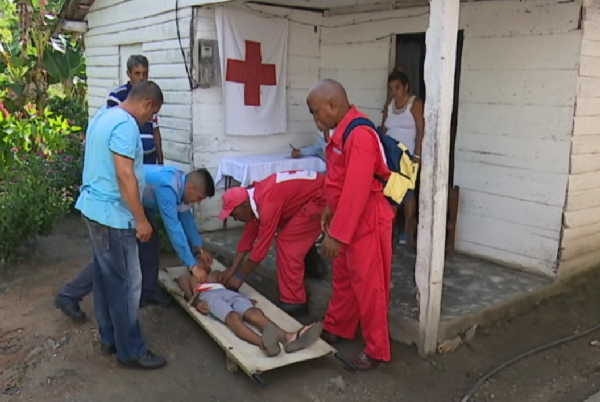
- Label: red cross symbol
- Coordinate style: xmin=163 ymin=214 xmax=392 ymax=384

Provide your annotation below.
xmin=226 ymin=40 xmax=277 ymax=107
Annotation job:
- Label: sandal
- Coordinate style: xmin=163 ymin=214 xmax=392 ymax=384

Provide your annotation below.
xmin=284 ymin=322 xmax=323 ymax=353
xmin=261 ymin=322 xmax=283 ymax=357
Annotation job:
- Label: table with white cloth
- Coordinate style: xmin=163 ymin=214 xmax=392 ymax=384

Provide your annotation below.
xmin=214 ymin=153 xmax=326 ymax=188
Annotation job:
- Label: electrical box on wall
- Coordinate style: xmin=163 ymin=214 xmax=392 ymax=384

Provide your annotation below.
xmin=194 ymin=39 xmax=219 ymax=88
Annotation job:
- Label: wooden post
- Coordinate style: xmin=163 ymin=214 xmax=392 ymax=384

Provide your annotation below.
xmin=415 ymin=0 xmax=460 ymax=356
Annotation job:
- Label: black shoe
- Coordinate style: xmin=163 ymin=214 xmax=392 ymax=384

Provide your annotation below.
xmin=276 ymin=301 xmax=308 ymax=317
xmin=118 ymin=350 xmax=167 ymax=370
xmin=321 ymin=330 xmax=342 ymax=344
xmin=140 ymin=289 xmax=172 ymax=308
xmin=100 ymin=343 xmax=116 ymax=355
xmin=54 ymin=295 xmax=87 ymax=322
xmin=305 ymin=245 xmax=327 ymax=279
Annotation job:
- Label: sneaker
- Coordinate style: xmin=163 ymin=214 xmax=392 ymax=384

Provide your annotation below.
xmin=54 ymin=295 xmax=87 ymax=322
xmin=140 ymin=289 xmax=172 ymax=308
xmin=100 ymin=343 xmax=116 ymax=355
xmin=118 ymin=350 xmax=167 ymax=370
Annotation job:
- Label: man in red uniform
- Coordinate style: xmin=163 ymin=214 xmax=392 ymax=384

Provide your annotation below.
xmin=307 ymin=79 xmax=395 ymax=370
xmin=219 ymin=170 xmax=326 ymax=317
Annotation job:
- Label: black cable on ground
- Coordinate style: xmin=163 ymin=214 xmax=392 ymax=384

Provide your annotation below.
xmin=461 ymin=322 xmax=600 ymax=402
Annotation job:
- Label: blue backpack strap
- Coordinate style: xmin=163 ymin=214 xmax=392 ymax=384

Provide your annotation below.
xmin=341 ymin=117 xmax=377 ymax=146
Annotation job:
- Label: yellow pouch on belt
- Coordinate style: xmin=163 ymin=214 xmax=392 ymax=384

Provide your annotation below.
xmin=383 ymin=143 xmax=419 ymax=205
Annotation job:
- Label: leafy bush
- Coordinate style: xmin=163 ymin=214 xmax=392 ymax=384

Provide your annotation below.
xmin=0 ymin=155 xmax=71 ymax=263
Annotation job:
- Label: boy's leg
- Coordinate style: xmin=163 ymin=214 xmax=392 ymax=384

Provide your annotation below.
xmin=224 ymin=312 xmax=262 ymax=347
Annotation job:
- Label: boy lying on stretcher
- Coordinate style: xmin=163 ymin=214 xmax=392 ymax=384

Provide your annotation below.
xmin=176 ymin=265 xmax=322 ymax=357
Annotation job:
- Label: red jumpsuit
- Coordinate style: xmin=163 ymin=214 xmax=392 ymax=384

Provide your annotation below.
xmin=237 ymin=171 xmax=326 ymax=304
xmin=323 ymin=106 xmax=395 ymax=362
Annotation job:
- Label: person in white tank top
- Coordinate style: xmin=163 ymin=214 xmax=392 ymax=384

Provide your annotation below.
xmin=381 ymin=70 xmax=425 ymax=248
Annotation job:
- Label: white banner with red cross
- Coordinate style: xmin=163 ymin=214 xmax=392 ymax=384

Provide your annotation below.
xmin=215 ymin=7 xmax=288 ymax=136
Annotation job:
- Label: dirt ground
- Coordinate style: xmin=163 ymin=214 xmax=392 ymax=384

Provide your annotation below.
xmin=2 ymin=215 xmax=600 ymax=402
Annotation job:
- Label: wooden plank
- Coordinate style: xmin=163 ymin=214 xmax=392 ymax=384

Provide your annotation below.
xmin=564 ymin=205 xmax=600 ymax=227
xmin=86 ymin=54 xmax=119 ymax=67
xmin=87 ymin=8 xmax=192 ymax=37
xmin=415 ymin=0 xmax=459 ymax=357
xmin=160 ymin=104 xmax=192 ymax=119
xmin=457 ymin=103 xmax=574 ymax=140
xmin=87 ymin=86 xmax=110 ymax=98
xmin=562 ymin=221 xmax=600 ymax=243
xmin=568 ymin=171 xmax=600 ymax=193
xmin=162 ymin=90 xmax=192 ymax=105
xmin=152 ymin=78 xmax=192 ymax=91
xmin=572 ymin=134 xmax=600 ymax=154
xmin=580 ymin=55 xmax=600 ymax=78
xmin=158 ymin=265 xmax=335 ymax=377
xmin=558 ymin=248 xmax=600 ymax=278
xmin=458 ymin=188 xmax=563 ymax=232
xmin=578 ymin=76 xmax=600 ymax=98
xmin=87 ymin=77 xmax=119 ymax=89
xmin=462 ymin=32 xmax=581 ymax=71
xmin=575 ymin=97 xmax=600 ymax=116
xmin=457 ymin=212 xmax=561 ymax=263
xmin=581 ymin=39 xmax=600 ymax=57
xmin=288 ymin=23 xmax=320 ymax=58
xmin=571 ymin=153 xmax=600 ymax=174
xmin=85 ymin=46 xmax=119 ymax=57
xmin=86 ymin=17 xmax=192 ymax=48
xmin=560 ymin=232 xmax=600 ymax=260
xmin=456 ymin=239 xmax=556 ymax=276
xmin=144 ymin=49 xmax=186 ymax=65
xmin=143 ymin=38 xmax=191 ymax=52
xmin=161 ymin=127 xmax=191 ymax=144
xmin=584 ymin=20 xmax=600 ymax=41
xmin=454 ymin=160 xmax=568 ymax=207
xmin=460 ymin=69 xmax=577 ymax=106
xmin=460 ymin=0 xmax=581 ymax=38
xmin=87 ymin=66 xmax=119 ymax=79
xmin=163 ymin=140 xmax=192 ymax=163
xmin=319 ymin=42 xmax=389 ymax=70
xmin=160 ymin=116 xmax=192 ymax=131
xmin=566 ymin=188 xmax=600 ymax=211
xmin=574 ymin=116 xmax=600 ymax=135
xmin=454 ymin=133 xmax=570 ymax=174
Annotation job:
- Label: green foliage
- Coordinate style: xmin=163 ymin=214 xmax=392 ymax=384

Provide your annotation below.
xmin=47 ymin=95 xmax=88 ymax=130
xmin=0 ymin=155 xmax=71 ymax=263
xmin=0 ymin=104 xmax=81 ymax=169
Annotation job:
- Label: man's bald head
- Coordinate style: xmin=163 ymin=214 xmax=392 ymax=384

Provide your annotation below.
xmin=306 ymin=79 xmax=351 ymax=130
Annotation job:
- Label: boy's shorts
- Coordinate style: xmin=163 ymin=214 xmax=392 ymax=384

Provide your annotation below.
xmin=199 ymin=288 xmax=254 ymax=322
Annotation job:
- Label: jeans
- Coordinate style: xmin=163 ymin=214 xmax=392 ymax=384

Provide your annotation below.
xmin=84 ymin=217 xmax=146 ymax=361
xmin=59 ymin=217 xmax=161 ymax=303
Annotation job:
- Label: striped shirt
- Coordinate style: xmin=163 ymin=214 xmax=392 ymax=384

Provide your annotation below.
xmin=107 ymin=82 xmax=159 ymax=160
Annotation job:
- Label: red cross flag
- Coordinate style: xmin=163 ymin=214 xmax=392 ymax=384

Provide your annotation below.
xmin=216 ymin=7 xmax=288 ymax=135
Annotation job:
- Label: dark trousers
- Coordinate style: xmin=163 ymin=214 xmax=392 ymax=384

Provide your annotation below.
xmin=84 ymin=218 xmax=146 ymax=361
xmin=59 ymin=218 xmax=161 ymax=303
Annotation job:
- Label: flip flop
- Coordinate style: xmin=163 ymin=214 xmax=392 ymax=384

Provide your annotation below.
xmin=262 ymin=322 xmax=282 ymax=357
xmin=284 ymin=322 xmax=323 ymax=353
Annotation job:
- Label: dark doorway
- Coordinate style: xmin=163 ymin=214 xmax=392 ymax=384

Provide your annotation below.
xmin=394 ymin=30 xmax=464 ymax=187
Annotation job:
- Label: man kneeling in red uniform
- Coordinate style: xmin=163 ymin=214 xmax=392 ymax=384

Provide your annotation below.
xmin=307 ymin=79 xmax=395 ymax=370
xmin=219 ymin=170 xmax=326 ymax=317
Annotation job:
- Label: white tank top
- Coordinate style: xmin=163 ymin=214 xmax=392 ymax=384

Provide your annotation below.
xmin=384 ymin=96 xmax=417 ymax=154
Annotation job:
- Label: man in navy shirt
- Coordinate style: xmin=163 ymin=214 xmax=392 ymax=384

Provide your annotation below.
xmin=107 ymin=55 xmax=164 ymax=164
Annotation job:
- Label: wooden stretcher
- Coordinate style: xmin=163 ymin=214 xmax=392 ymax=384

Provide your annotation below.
xmin=158 ymin=264 xmax=337 ymax=384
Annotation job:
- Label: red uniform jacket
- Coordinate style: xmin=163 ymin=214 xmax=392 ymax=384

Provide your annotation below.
xmin=238 ymin=171 xmax=325 ymax=263
xmin=325 ymin=106 xmax=391 ymax=245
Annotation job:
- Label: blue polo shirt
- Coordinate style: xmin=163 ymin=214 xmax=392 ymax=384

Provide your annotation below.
xmin=75 ymin=107 xmax=145 ymax=229
xmin=142 ymin=165 xmax=204 ymax=267
xmin=107 ymin=82 xmax=158 ymax=163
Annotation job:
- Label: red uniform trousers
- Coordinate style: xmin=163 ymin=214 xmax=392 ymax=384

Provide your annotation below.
xmin=275 ymin=196 xmax=326 ymax=304
xmin=323 ymin=194 xmax=393 ymax=361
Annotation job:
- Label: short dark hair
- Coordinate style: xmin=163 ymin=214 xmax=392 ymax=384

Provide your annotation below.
xmin=387 ymin=70 xmax=410 ymax=88
xmin=188 ymin=168 xmax=215 ymax=197
xmin=128 ymin=80 xmax=164 ymax=105
xmin=127 ymin=54 xmax=149 ymax=72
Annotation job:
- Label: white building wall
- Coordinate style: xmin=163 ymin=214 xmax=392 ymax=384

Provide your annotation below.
xmin=85 ymin=1 xmax=194 ymax=171
xmin=320 ymin=0 xmax=582 ymax=276
xmin=559 ymin=0 xmax=600 ymax=277
xmin=191 ymin=5 xmax=323 ymax=230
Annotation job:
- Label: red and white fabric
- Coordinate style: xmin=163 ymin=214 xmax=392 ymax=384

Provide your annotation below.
xmin=215 ymin=6 xmax=288 ymax=135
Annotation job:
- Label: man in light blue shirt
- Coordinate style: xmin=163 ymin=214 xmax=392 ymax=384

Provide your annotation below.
xmin=56 ymin=165 xmax=215 ymax=313
xmin=73 ymin=81 xmax=166 ymax=370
